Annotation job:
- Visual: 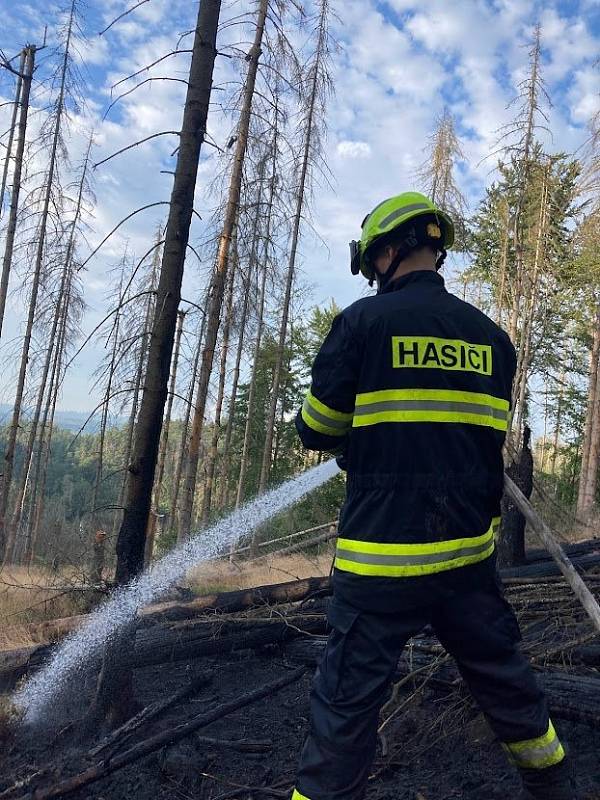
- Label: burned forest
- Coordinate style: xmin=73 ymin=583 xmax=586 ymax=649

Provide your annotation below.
xmin=0 ymin=2 xmax=600 ymax=800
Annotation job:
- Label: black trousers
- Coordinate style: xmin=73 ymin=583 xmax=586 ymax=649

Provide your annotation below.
xmin=294 ymin=572 xmax=564 ymax=800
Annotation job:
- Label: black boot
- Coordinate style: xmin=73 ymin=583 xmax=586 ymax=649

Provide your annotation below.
xmin=519 ymin=757 xmax=577 ymax=800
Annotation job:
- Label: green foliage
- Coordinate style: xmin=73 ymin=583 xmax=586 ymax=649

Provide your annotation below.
xmin=0 ymin=425 xmax=124 ymax=565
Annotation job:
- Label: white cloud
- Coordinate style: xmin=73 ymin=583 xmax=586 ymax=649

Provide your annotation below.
xmin=567 ymin=66 xmax=600 ymax=125
xmin=541 ymin=8 xmax=597 ymax=83
xmin=336 ymin=140 xmax=371 ymax=159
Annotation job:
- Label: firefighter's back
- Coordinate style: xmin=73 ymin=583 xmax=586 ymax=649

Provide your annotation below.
xmin=333 ymin=270 xmax=516 ymax=609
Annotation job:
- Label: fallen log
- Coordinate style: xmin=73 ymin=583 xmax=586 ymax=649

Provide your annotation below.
xmin=128 ymin=616 xmax=327 ymax=669
xmin=5 ymin=667 xmax=306 ymax=800
xmin=13 ymin=551 xmax=599 ymax=653
xmin=4 ymin=575 xmax=332 ymax=646
xmin=146 ymin=575 xmax=331 ymax=621
xmin=285 ymin=638 xmax=600 ymax=726
xmin=500 ymin=553 xmax=600 ymax=579
xmin=526 ymin=537 xmax=600 ymax=564
xmin=0 ymin=614 xmax=325 ymax=693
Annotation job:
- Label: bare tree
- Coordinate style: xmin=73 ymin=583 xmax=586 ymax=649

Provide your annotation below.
xmin=216 ymin=212 xmax=261 ymax=510
xmin=114 ymin=0 xmax=222 ymax=583
xmin=259 ymin=0 xmax=332 ymax=493
xmin=0 ymin=4 xmax=78 ymax=559
xmin=200 ymin=240 xmax=237 ymax=525
xmin=112 ymin=244 xmax=160 ymax=545
xmin=145 ymin=308 xmax=186 ymax=562
xmin=511 ymin=161 xmax=550 ymax=436
xmin=0 ymin=45 xmax=36 ymax=337
xmin=501 ymin=23 xmax=549 ymax=346
xmin=171 ymin=311 xmax=205 ymax=543
xmin=5 ymin=136 xmax=93 ymax=563
xmin=236 ymin=127 xmax=279 ymax=508
xmin=0 ymin=50 xmax=25 ymax=216
xmin=416 ymin=108 xmax=468 ymax=244
xmin=178 ymin=0 xmax=269 ymax=541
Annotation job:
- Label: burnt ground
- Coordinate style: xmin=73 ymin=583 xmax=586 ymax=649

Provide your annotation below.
xmin=2 ymin=647 xmax=599 ymax=800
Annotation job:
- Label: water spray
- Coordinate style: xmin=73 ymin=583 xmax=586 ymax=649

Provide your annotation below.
xmin=15 ymin=459 xmax=340 ymax=725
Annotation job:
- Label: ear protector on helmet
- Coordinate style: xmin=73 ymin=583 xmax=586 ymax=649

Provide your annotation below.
xmin=350 ymin=240 xmax=361 ymax=275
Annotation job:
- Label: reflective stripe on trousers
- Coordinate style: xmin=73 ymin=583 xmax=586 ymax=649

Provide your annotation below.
xmin=353 ymin=388 xmax=510 ymax=432
xmin=291 ymin=791 xmax=310 ymax=800
xmin=503 ymin=719 xmax=566 ymax=769
xmin=335 ymin=517 xmax=501 ymax=577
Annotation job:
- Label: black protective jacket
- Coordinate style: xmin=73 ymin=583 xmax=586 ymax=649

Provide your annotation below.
xmin=296 ymin=270 xmax=517 ymax=611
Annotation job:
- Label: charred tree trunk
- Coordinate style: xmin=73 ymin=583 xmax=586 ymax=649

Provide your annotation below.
xmin=90 ymin=0 xmax=221 ymax=734
xmin=178 ymin=0 xmax=268 ymax=541
xmin=577 ymin=301 xmax=600 ymax=521
xmin=0 ymin=45 xmax=35 ymax=339
xmin=200 ymin=246 xmax=236 ymax=525
xmin=145 ymin=309 xmax=185 ymax=562
xmin=0 ymin=50 xmax=24 ymax=217
xmin=172 ymin=308 xmax=207 ymax=544
xmin=112 ymin=279 xmax=155 ymax=544
xmin=498 ymin=425 xmax=533 ymax=567
xmin=114 ymin=0 xmax=221 ymax=583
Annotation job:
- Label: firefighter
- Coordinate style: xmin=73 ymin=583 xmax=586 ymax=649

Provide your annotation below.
xmin=292 ymin=192 xmax=576 ymax=800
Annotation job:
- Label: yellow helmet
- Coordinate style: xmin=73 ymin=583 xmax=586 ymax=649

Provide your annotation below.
xmin=349 ymin=191 xmax=455 ymax=283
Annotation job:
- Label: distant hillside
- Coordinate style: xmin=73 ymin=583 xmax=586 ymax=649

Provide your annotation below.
xmin=0 ymin=404 xmax=125 ymax=433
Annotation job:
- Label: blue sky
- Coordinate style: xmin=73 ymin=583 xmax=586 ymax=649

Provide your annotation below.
xmin=0 ymin=0 xmax=599 ymax=414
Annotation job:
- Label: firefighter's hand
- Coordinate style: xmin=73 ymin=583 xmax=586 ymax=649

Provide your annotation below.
xmin=335 ymin=452 xmax=348 ymax=471
xmin=328 ymin=443 xmax=348 ymax=471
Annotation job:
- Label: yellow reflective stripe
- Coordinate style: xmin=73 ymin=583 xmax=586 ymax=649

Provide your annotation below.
xmin=337 ymin=519 xmax=500 ymax=556
xmin=291 ymin=791 xmax=311 ymax=800
xmin=301 ymin=389 xmax=352 ymax=437
xmin=301 ymin=404 xmax=348 ymax=437
xmin=353 ymin=410 xmax=507 ymax=432
xmin=353 ymin=389 xmax=509 ymax=432
xmin=334 ymin=518 xmax=499 ymax=577
xmin=355 ymin=388 xmax=509 ymax=411
xmin=335 ymin=541 xmax=495 ymax=577
xmin=502 ymin=720 xmax=565 ymax=769
xmin=307 ymin=389 xmax=354 ymax=421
